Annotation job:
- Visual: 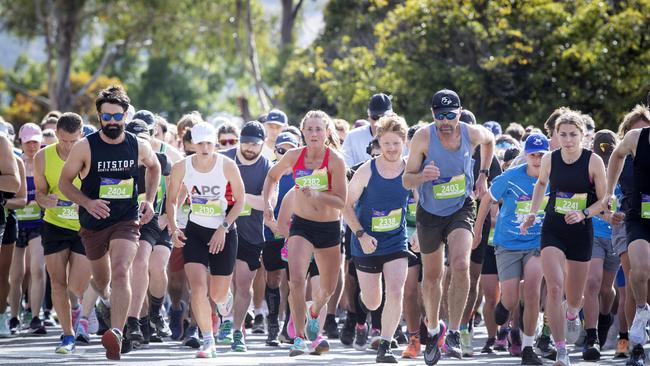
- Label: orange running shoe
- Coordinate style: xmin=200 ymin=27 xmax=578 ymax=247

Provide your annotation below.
xmin=402 ymin=334 xmax=421 ymax=358
xmin=615 ymin=338 xmax=630 ymax=358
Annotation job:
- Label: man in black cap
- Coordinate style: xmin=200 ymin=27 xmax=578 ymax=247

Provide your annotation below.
xmin=403 ymin=89 xmax=494 ymax=364
xmin=342 ymin=93 xmax=393 ymax=167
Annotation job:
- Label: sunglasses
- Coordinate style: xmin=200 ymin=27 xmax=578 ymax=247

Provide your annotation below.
xmin=275 ymin=147 xmax=288 ymax=155
xmin=219 ymin=139 xmax=238 ymax=146
xmin=434 ymin=111 xmax=458 ymax=121
xmin=100 ymin=113 xmax=125 ymax=122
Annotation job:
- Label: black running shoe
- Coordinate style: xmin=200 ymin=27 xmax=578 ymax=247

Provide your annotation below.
xmin=376 ymin=339 xmax=398 ymax=363
xmin=582 ymin=338 xmax=601 ymax=361
xmin=29 ymin=317 xmax=47 ymax=336
xmin=324 ymin=315 xmax=340 ymax=339
xmin=627 ymin=344 xmax=646 ymax=366
xmin=445 ymin=330 xmax=462 ymax=359
xmin=150 ymin=313 xmax=171 ymax=338
xmin=252 ymin=314 xmax=265 ymax=334
xmin=534 ymin=334 xmax=557 ymax=360
xmin=244 ymin=311 xmax=254 ymax=329
xmin=125 ymin=317 xmax=144 ymax=342
xmin=521 ymin=346 xmax=543 ymax=365
xmin=423 ymin=322 xmax=446 ymax=366
xmin=266 ymin=318 xmax=280 ymax=346
xmin=340 ymin=316 xmax=355 ymax=346
xmin=394 ymin=326 xmax=408 ymax=345
xmin=481 ymin=337 xmax=495 ymax=354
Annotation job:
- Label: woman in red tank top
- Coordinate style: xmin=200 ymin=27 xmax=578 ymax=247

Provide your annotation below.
xmin=262 ymin=110 xmax=347 ymax=356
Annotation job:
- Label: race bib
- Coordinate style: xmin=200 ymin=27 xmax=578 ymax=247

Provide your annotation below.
xmin=99 ymin=177 xmax=134 ymax=199
xmin=15 ymin=201 xmax=41 ymax=221
xmin=295 ymin=168 xmax=329 ymax=192
xmin=371 ymin=208 xmax=402 ymax=232
xmin=191 ymin=197 xmax=223 ymax=217
xmin=554 ymin=192 xmax=587 ymax=215
xmin=487 ymin=228 xmax=495 ymax=247
xmin=181 ymin=204 xmax=190 ymax=216
xmin=432 ymin=174 xmax=466 ymax=199
xmin=407 ymin=197 xmax=417 ymax=221
xmin=642 ymin=194 xmax=650 ymax=219
xmin=515 ymin=195 xmax=548 ymax=215
xmin=240 ymin=202 xmax=252 ymax=217
xmin=611 ymin=196 xmax=618 ymax=212
xmin=274 ymin=232 xmax=284 ymax=240
xmin=52 ymin=200 xmax=78 ymax=220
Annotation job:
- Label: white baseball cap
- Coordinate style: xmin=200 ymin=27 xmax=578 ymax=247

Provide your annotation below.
xmin=191 ymin=122 xmax=217 ymax=144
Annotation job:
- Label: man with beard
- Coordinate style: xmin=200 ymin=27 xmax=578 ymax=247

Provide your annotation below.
xmin=59 ymin=85 xmax=161 ymax=360
xmin=219 ymin=121 xmax=273 ymax=352
xmin=403 ymin=89 xmax=495 ymax=365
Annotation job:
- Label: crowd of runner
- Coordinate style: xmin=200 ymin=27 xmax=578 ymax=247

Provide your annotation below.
xmin=0 ymin=85 xmax=648 ymax=366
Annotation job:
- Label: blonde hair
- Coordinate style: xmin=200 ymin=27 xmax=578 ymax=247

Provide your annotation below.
xmin=176 ymin=111 xmax=203 ymax=139
xmin=300 ymin=110 xmax=341 ymax=151
xmin=555 ymin=111 xmax=586 ymax=134
xmin=618 ymin=104 xmax=650 ymax=138
xmin=376 ymin=115 xmax=408 ymax=141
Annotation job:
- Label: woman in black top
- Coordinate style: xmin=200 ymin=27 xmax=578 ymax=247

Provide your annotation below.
xmin=521 ymin=111 xmax=607 ymax=366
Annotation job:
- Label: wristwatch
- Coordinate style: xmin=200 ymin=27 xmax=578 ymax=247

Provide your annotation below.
xmin=581 ymin=208 xmax=590 ymax=218
xmin=479 ymin=169 xmax=490 ymax=177
xmin=221 ymin=221 xmax=230 ymax=231
xmin=355 ymin=229 xmax=365 ymax=239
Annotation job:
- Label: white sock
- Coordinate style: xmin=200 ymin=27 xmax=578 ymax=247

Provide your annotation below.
xmin=254 ymin=307 xmax=264 ymax=317
xmin=202 ymin=331 xmax=214 ymax=349
xmin=222 ymin=316 xmax=233 ymax=323
xmin=428 ymin=324 xmax=440 ymax=337
xmin=523 ymin=334 xmax=535 ymax=348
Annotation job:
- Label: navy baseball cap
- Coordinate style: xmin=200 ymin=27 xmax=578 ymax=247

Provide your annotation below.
xmin=431 ymin=89 xmax=461 ymax=113
xmin=240 ymin=121 xmax=266 ymax=144
xmin=483 ymin=121 xmax=502 ymax=136
xmin=132 ymin=110 xmax=155 ymax=131
xmin=524 ymin=133 xmax=549 ymax=154
xmin=368 ymin=93 xmax=393 ymax=116
xmin=460 ymin=110 xmax=476 ymax=124
xmin=126 ymin=119 xmax=150 ymax=138
xmin=275 ymin=132 xmax=298 ymax=148
xmin=265 ymin=109 xmax=288 ymax=125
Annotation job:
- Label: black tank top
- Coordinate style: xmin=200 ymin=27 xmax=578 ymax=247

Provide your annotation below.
xmin=80 ymin=131 xmax=139 ymax=230
xmin=631 ymin=127 xmax=650 ymax=219
xmin=546 ymin=149 xmax=597 ymax=217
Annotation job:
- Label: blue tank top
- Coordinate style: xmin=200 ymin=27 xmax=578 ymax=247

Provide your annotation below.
xmin=264 ymin=172 xmax=295 ymax=240
xmin=16 ymin=175 xmax=43 ymax=229
xmin=417 ymin=122 xmax=474 ymax=216
xmin=351 ymin=159 xmax=409 ymax=257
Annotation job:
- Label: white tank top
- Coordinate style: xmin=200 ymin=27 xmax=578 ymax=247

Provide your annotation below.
xmin=183 ymin=154 xmax=228 ymax=229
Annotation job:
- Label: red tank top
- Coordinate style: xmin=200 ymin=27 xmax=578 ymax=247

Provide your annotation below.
xmin=292 ymin=147 xmax=332 ymax=191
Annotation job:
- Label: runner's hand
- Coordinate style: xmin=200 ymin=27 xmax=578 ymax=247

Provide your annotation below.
xmin=171 ymin=228 xmax=186 ymax=248
xmin=359 ymin=234 xmax=378 ymax=254
xmin=264 ymin=203 xmax=274 ymax=222
xmin=83 ymin=199 xmax=110 ymax=220
xmin=300 ymin=186 xmax=319 ymax=200
xmin=472 ymin=225 xmax=483 ymax=250
xmin=409 ymin=232 xmax=420 ymax=253
xmin=519 ymin=213 xmax=536 ymax=235
xmin=565 ymin=211 xmax=585 ymax=225
xmin=474 ymin=174 xmax=488 ymax=199
xmin=610 ymin=211 xmax=625 ymax=226
xmin=421 ymin=161 xmax=440 ymax=182
xmin=139 ymin=200 xmax=155 ymax=225
xmin=208 ymin=226 xmax=226 ymax=254
xmin=40 ymin=194 xmax=59 ymax=209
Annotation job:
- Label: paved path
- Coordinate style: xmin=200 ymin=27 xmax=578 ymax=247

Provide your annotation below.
xmin=0 ymin=323 xmax=632 ymax=365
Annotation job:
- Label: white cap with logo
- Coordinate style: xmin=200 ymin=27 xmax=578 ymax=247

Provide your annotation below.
xmin=191 ymin=122 xmax=217 ymax=144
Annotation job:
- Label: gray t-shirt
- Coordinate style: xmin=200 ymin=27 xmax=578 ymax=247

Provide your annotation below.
xmin=222 ymin=147 xmax=271 ymax=247
xmin=342 ymin=124 xmax=373 ymax=167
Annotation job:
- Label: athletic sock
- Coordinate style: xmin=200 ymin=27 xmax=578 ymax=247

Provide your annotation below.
xmin=201 ymin=331 xmax=214 ymax=349
xmin=522 ymin=334 xmax=535 ymax=348
xmin=149 ymin=295 xmax=164 ymax=318
xmin=265 ymin=286 xmax=280 ymax=323
xmin=586 ymin=328 xmax=597 ymax=343
xmin=428 ymin=323 xmax=440 ymax=337
xmin=619 ymin=332 xmax=629 ymax=340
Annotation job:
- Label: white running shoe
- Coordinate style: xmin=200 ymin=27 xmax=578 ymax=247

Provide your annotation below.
xmin=630 ymin=304 xmax=650 ymax=345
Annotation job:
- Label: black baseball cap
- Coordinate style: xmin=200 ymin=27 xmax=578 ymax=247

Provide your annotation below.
xmin=240 ymin=121 xmax=266 ymax=144
xmin=431 ymin=89 xmax=461 ymax=113
xmin=460 ymin=110 xmax=476 ymax=124
xmin=368 ymin=93 xmax=393 ymax=116
xmin=126 ymin=119 xmax=150 ymax=138
xmin=133 ymin=110 xmax=155 ymax=131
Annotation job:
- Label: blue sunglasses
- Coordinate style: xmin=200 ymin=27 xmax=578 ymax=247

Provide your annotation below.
xmin=434 ymin=111 xmax=458 ymax=121
xmin=101 ymin=113 xmax=125 ymax=122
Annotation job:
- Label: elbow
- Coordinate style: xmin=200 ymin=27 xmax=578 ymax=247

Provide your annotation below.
xmin=8 ymin=177 xmax=20 ymax=193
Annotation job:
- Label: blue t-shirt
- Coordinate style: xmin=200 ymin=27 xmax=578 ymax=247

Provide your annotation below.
xmin=594 ymin=185 xmax=622 ymax=239
xmin=489 ymin=164 xmax=547 ymax=251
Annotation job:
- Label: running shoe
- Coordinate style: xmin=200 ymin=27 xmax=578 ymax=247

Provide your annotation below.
xmin=150 ymin=313 xmax=171 ymax=338
xmin=279 ymin=321 xmax=294 ymax=344
xmin=195 ymin=344 xmax=217 ymax=358
xmin=376 ymin=339 xmax=397 ymax=363
xmin=627 ymin=344 xmax=646 ymax=366
xmin=521 ymin=345 xmax=543 ymax=365
xmin=244 ymin=310 xmax=254 ymax=329
xmin=394 ymin=325 xmax=407 ymax=345
xmin=445 ymin=329 xmax=462 ymax=359
xmin=169 ymin=301 xmax=185 ymax=340
xmin=95 ymin=301 xmax=111 ymax=336
xmin=554 ymin=347 xmax=571 ymax=366
xmin=231 ymin=330 xmax=246 ymax=352
xmin=423 ymin=321 xmax=446 ymax=366
xmin=564 ymin=302 xmax=582 ymax=344
xmin=340 ymin=316 xmax=355 ymax=346
xmin=266 ymin=317 xmax=280 ymax=346
xmin=616 ymin=338 xmax=631 ymax=358
xmin=324 ymin=314 xmax=340 ymax=339
xmin=76 ymin=318 xmax=90 ymax=344
xmin=598 ymin=312 xmax=614 ymax=350
xmin=125 ymin=317 xmax=143 ymax=342
xmin=305 ymin=301 xmax=320 ymax=341
xmin=29 ymin=316 xmax=47 ymax=335
xmin=460 ymin=328 xmax=473 ymax=357
xmin=582 ymin=336 xmax=600 ymax=361
xmin=101 ymin=328 xmax=123 ymax=360
xmin=535 ymin=333 xmax=557 ymax=360
xmin=289 ymin=336 xmax=309 ymax=357
xmin=310 ymin=335 xmax=330 ymax=355
xmin=217 ymin=319 xmax=233 ymax=345
xmin=216 ymin=290 xmax=233 ymax=316
xmin=473 ymin=311 xmax=483 ymax=328
xmin=88 ymin=308 xmax=99 ymax=334
xmin=252 ymin=314 xmax=265 ymax=334
xmin=369 ymin=328 xmax=382 ymax=350
xmin=55 ymin=335 xmax=76 ymax=354
xmin=631 ymin=305 xmax=650 ymax=345
xmin=354 ymin=324 xmax=369 ymax=351
xmin=508 ymin=328 xmax=522 ymax=356
xmin=402 ymin=334 xmax=421 ymax=358
xmin=71 ymin=306 xmax=81 ymax=330
xmin=182 ymin=325 xmax=200 ymax=349
xmin=9 ymin=317 xmax=19 ymax=335
xmin=0 ymin=312 xmax=10 ymax=337
xmin=481 ymin=336 xmax=495 ymax=354
xmin=495 ymin=327 xmax=509 ymax=351
xmin=43 ymin=311 xmax=57 ymax=327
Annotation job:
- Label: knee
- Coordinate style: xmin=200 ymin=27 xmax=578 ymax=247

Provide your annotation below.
xmin=501 ymin=296 xmax=518 ymax=311
xmin=320 ymin=279 xmax=338 ymax=297
xmin=450 ymin=257 xmax=470 ymax=274
xmin=386 ymin=285 xmax=404 ymax=304
xmin=111 ymin=263 xmax=131 ymax=283
xmin=632 ymin=267 xmax=650 ymax=282
xmin=423 ymin=267 xmax=443 ymax=284
xmin=546 ymin=282 xmax=564 ymax=302
xmin=585 ymin=277 xmax=602 ymax=295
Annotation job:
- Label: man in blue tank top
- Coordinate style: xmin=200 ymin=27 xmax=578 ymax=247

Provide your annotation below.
xmin=403 ymin=89 xmax=495 ymax=364
xmin=59 ymin=86 xmax=161 ymax=360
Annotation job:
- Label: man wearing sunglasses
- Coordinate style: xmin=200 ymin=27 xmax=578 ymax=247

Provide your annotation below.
xmin=59 ymin=85 xmax=161 ymax=360
xmin=342 ymin=93 xmax=393 ymax=168
xmin=403 ymin=89 xmax=495 ymax=364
